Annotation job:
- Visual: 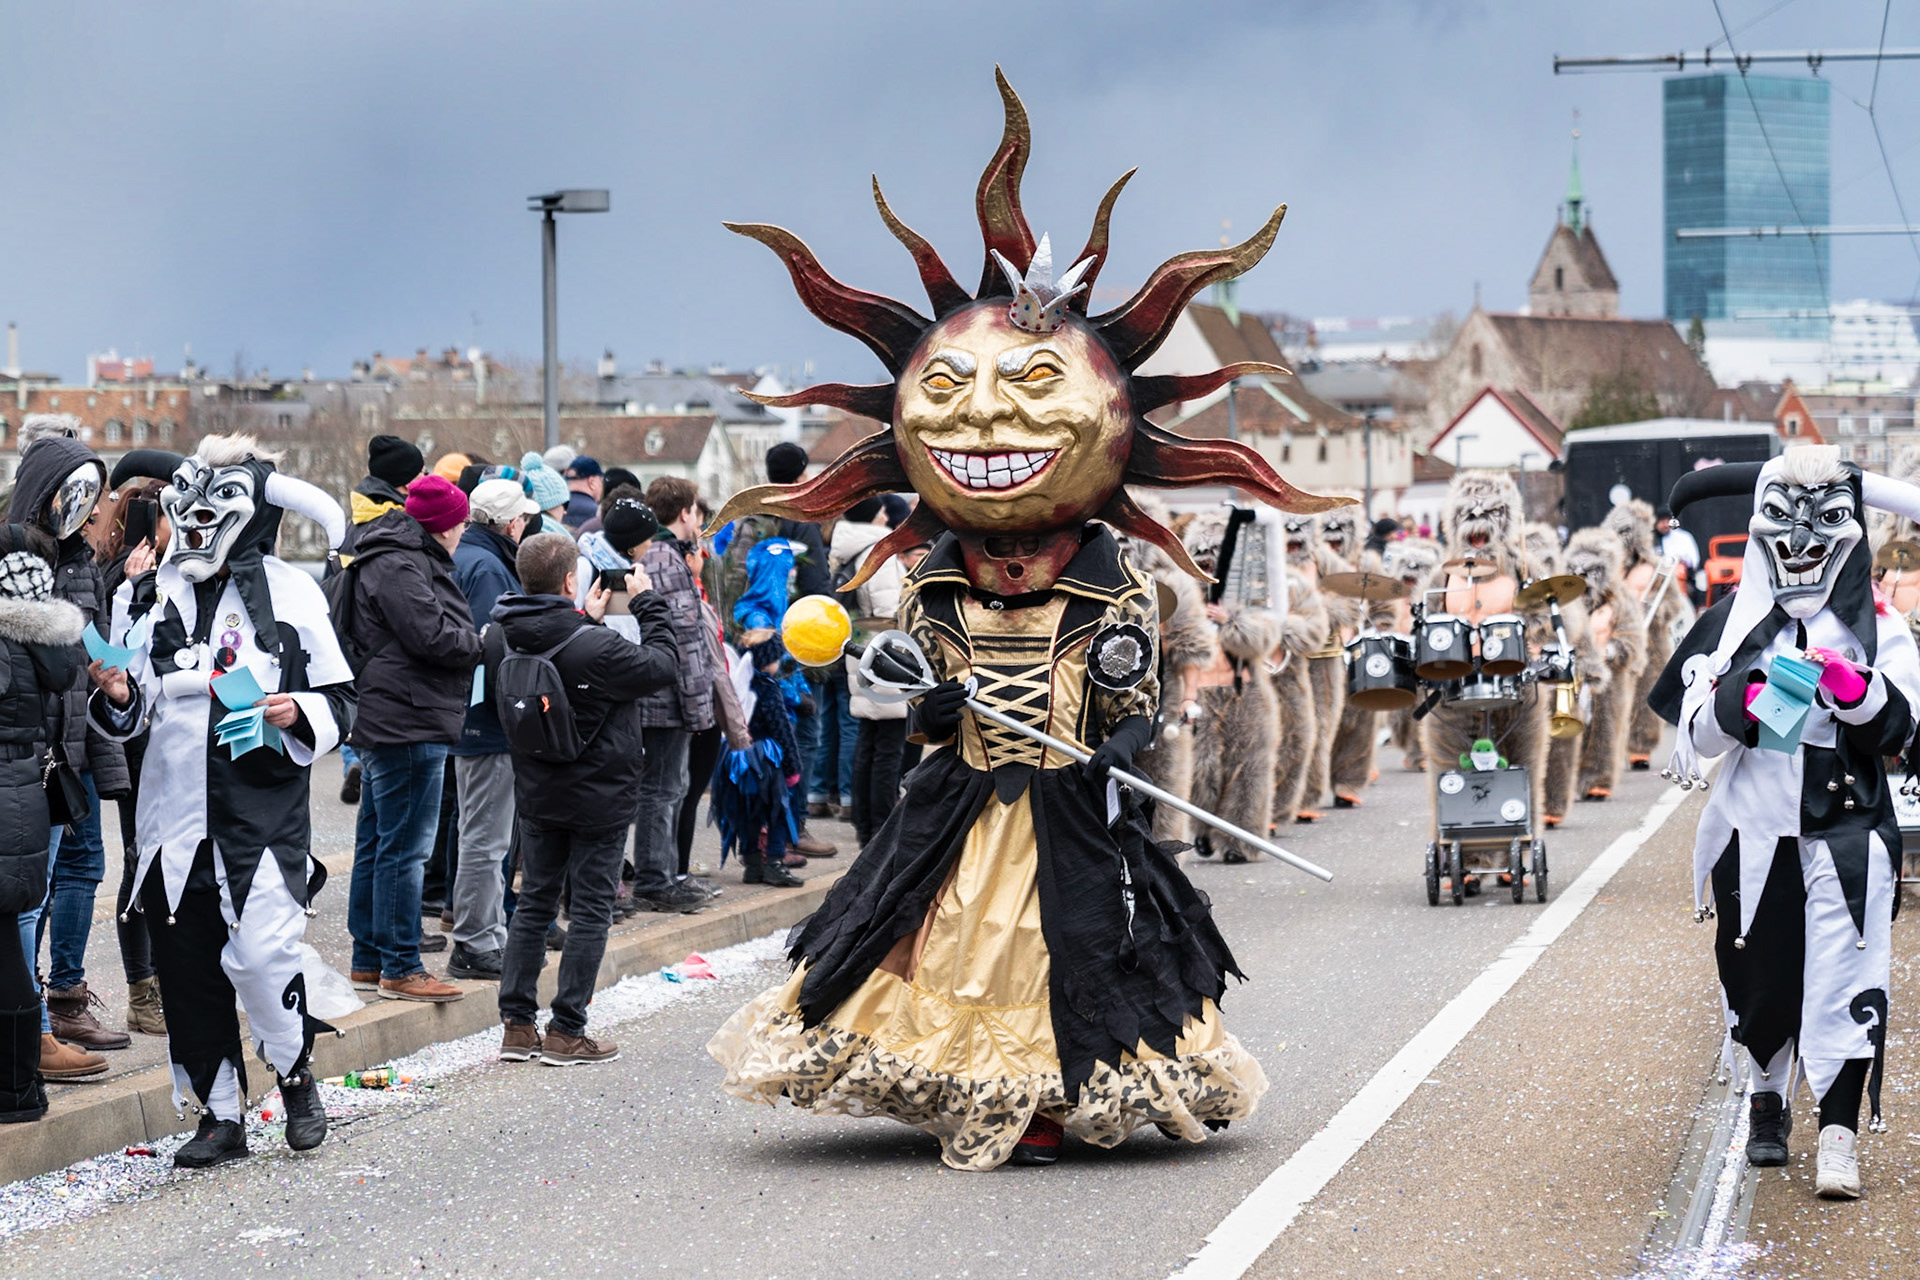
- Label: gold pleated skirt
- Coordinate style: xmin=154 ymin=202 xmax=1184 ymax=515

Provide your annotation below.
xmin=709 ymin=794 xmax=1268 ymax=1171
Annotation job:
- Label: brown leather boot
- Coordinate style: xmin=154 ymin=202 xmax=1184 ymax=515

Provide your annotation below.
xmin=40 ymin=1032 xmax=108 ymax=1081
xmin=125 ymin=976 xmax=166 ymax=1036
xmin=47 ymin=983 xmax=131 ymax=1051
xmin=792 ymin=827 xmax=838 ymax=857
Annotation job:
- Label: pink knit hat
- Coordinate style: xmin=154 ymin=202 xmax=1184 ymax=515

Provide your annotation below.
xmin=405 ymin=474 xmax=469 ymax=534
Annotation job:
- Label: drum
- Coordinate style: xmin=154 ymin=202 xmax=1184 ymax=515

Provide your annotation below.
xmin=1346 ymin=632 xmax=1416 ymax=711
xmin=1415 ymin=614 xmax=1474 ymax=680
xmin=1449 ymin=675 xmax=1522 ymax=711
xmin=1476 ymin=613 xmax=1528 ymax=676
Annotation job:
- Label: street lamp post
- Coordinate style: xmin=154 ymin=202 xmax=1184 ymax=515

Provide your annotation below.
xmin=1362 ymin=408 xmax=1375 ymax=520
xmin=527 ymin=189 xmax=610 ymax=451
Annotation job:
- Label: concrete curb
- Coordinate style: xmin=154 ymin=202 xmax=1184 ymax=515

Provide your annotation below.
xmin=0 ymin=868 xmax=843 ymax=1186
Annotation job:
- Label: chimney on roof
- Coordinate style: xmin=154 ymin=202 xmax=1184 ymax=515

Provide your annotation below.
xmin=599 ymin=349 xmax=617 ymax=378
xmin=3 ymin=323 xmax=16 ymax=378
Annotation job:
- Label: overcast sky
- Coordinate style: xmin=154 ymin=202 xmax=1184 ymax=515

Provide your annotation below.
xmin=4 ymin=0 xmax=1918 ymax=386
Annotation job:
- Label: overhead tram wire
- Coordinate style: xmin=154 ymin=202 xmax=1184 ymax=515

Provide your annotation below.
xmin=1862 ymin=0 xmax=1920 ymax=293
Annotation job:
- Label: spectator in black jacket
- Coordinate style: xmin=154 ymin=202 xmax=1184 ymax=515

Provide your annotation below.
xmin=0 ymin=524 xmax=88 ymax=1120
xmin=488 ymin=533 xmax=678 ymax=1065
xmin=7 ymin=434 xmax=131 ymax=1056
xmin=344 ymin=476 xmax=483 ymax=1004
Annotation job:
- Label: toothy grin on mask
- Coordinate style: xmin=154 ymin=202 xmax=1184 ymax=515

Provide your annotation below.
xmin=1772 ymin=549 xmax=1829 ymax=587
xmin=928 ymin=448 xmax=1057 ymax=491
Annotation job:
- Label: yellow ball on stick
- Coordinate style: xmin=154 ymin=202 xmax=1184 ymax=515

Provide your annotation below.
xmin=781 ymin=595 xmax=853 ymax=668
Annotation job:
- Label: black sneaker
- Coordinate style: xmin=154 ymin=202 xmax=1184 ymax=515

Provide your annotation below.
xmin=340 ymin=763 xmax=361 ymax=805
xmin=637 ymin=882 xmax=710 ymax=914
xmin=546 ymin=921 xmax=567 ymax=952
xmin=1748 ymin=1091 xmax=1792 ymax=1167
xmin=447 ymin=944 xmax=504 ymax=981
xmin=742 ymin=858 xmax=766 ymax=885
xmin=278 ymin=1067 xmax=327 ymax=1152
xmin=678 ymin=874 xmax=721 ymax=899
xmin=419 ymin=933 xmax=448 ymax=954
xmin=760 ymin=860 xmax=804 ymax=889
xmin=174 ymin=1114 xmax=248 ymax=1169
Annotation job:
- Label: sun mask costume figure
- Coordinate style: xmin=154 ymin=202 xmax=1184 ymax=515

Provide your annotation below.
xmin=707 ymin=72 xmax=1348 ymax=1171
xmin=1653 ymin=446 xmax=1920 ymax=1200
xmin=88 ymin=436 xmax=353 ymax=1169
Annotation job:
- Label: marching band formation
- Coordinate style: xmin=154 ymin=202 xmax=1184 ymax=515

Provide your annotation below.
xmin=1141 ymin=467 xmax=1694 ymax=906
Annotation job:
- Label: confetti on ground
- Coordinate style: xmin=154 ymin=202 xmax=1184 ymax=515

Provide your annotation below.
xmin=0 ymin=929 xmax=788 ymax=1245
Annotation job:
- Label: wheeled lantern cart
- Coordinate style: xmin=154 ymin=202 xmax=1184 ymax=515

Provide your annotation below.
xmin=1424 ymin=764 xmax=1548 ymax=906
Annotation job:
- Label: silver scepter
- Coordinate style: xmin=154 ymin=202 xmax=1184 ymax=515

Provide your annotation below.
xmin=854 ymin=630 xmax=1334 ymax=883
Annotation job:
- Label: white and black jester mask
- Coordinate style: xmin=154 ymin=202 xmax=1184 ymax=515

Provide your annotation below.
xmin=163 ymin=456 xmax=268 ymax=584
xmin=1749 ymin=454 xmax=1863 ymax=620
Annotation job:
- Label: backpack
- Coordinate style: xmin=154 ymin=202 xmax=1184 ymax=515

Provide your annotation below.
xmin=320 ymin=547 xmax=394 ymax=676
xmin=715 ymin=514 xmax=777 ymax=643
xmin=494 ymin=626 xmax=594 ymax=762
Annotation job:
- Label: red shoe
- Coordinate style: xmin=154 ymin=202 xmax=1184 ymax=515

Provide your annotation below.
xmin=1296 ymin=810 xmax=1322 ymax=824
xmin=1333 ymin=792 xmax=1362 ymax=809
xmin=1008 ymin=1114 xmax=1063 ymax=1166
xmin=1543 ymin=813 xmax=1564 ymax=828
xmin=1584 ymin=786 xmax=1611 ymax=801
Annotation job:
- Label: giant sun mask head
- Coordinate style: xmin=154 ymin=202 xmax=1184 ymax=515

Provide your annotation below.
xmin=707 ymin=70 xmax=1350 ymax=595
xmin=162 ymin=457 xmax=259 ymax=583
xmin=898 ymin=303 xmax=1132 ymax=537
xmin=1750 ymin=459 xmax=1861 ymax=619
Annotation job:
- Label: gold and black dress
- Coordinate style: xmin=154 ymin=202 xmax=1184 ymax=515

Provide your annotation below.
xmin=710 ymin=529 xmax=1267 ymax=1171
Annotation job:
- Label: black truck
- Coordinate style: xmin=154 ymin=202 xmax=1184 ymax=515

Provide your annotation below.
xmin=1560 ymin=418 xmax=1779 ymax=547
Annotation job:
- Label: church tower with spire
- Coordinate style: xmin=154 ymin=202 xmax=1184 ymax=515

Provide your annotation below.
xmin=1528 ymin=122 xmax=1619 ymax=318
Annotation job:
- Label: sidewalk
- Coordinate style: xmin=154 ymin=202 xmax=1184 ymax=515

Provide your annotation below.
xmin=0 ymin=782 xmax=852 ymax=1185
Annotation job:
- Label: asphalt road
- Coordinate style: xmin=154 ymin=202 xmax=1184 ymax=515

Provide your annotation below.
xmin=7 ymin=740 xmax=1687 ymax=1278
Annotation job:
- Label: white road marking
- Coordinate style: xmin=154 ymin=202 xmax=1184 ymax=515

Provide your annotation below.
xmin=1173 ymin=776 xmax=1703 ymax=1279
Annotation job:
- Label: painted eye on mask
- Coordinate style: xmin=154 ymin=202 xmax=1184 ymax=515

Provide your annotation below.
xmin=1819 ymin=506 xmax=1852 ymax=526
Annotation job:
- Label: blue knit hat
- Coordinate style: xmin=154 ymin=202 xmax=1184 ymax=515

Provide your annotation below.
xmin=527 ymin=466 xmax=569 ymax=513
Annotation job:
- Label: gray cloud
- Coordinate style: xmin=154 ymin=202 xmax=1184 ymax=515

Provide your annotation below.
xmin=2 ymin=1 xmax=1915 ymax=385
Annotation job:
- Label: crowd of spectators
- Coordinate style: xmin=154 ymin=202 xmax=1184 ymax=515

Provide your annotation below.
xmin=0 ymin=426 xmax=935 ymax=1100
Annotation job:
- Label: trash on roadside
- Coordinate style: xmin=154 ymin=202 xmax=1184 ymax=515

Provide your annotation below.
xmin=123 ymin=1146 xmax=154 ymax=1157
xmin=322 ymin=1068 xmax=409 ymax=1090
xmin=675 ymin=952 xmax=716 ymax=980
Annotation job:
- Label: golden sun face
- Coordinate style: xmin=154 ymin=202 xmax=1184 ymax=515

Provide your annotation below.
xmin=894 ymin=303 xmax=1132 ymax=535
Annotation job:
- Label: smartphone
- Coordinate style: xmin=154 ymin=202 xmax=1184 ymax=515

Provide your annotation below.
xmin=123 ymin=497 xmax=157 ymax=550
xmin=597 ymin=567 xmax=628 ymax=593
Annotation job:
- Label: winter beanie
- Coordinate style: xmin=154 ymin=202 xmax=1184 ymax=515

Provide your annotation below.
xmin=766 ymin=442 xmax=809 ymax=485
xmin=405 ymin=474 xmax=470 ymax=534
xmin=527 ymin=466 xmax=570 ymax=514
xmin=368 ymin=435 xmax=425 ymax=490
xmin=602 ymin=497 xmax=659 ymax=556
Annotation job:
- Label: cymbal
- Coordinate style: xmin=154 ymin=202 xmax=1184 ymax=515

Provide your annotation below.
xmin=1876 ymin=540 xmax=1920 ymax=572
xmin=1319 ymin=570 xmax=1411 ymax=602
xmin=1439 ymin=556 xmax=1500 ymax=582
xmin=1514 ymin=574 xmax=1587 ymax=610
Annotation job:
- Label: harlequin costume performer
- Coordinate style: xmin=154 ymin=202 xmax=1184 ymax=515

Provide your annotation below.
xmin=707 ymin=71 xmax=1348 ymax=1170
xmin=88 ymin=436 xmax=353 ymax=1169
xmin=1653 ymin=445 xmax=1920 ymax=1200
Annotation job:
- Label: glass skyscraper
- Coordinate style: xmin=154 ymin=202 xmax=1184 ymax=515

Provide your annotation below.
xmin=1664 ymin=74 xmax=1830 ymax=339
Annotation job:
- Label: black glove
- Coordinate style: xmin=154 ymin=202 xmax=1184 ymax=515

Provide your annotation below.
xmin=915 ymin=680 xmax=968 ymax=740
xmin=1086 ymin=714 xmax=1153 ymax=785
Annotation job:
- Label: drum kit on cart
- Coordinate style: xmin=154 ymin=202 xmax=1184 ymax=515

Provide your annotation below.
xmin=1325 ymin=559 xmax=1591 ymax=908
